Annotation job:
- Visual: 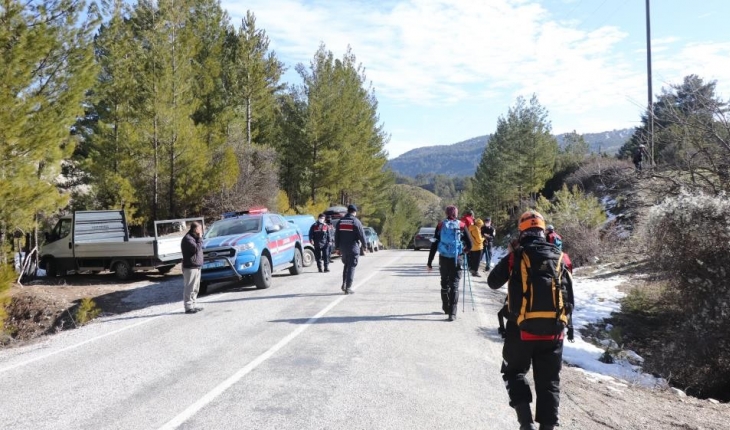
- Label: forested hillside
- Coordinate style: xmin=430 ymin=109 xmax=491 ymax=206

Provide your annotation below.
xmin=388 ymin=128 xmax=632 ymax=177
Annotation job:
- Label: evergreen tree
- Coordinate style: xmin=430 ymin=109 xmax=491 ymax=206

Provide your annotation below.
xmin=0 ymin=0 xmax=98 ymax=249
xmin=472 ymin=95 xmax=558 ymax=223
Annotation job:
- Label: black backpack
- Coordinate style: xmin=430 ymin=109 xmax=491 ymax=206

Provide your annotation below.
xmin=507 ymin=242 xmax=569 ymax=336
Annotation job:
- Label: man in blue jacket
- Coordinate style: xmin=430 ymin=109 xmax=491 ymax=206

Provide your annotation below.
xmin=309 ymin=213 xmax=332 ymax=273
xmin=335 ymin=204 xmax=366 ymax=294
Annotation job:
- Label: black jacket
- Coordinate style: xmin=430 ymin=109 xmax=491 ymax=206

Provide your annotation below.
xmin=481 ymin=225 xmax=496 ymax=244
xmin=181 ymin=232 xmax=204 ymax=269
xmin=427 ymin=219 xmax=473 ymax=267
xmin=309 ymin=221 xmax=332 ymax=249
xmin=335 ymin=213 xmax=366 ymax=253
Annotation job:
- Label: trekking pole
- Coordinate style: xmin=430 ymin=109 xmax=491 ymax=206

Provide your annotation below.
xmin=468 ymin=263 xmax=476 ymax=311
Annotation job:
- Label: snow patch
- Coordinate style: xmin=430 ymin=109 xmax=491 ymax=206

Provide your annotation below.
xmin=563 ymin=276 xmax=666 ymax=388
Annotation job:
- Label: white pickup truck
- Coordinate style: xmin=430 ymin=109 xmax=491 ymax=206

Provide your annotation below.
xmin=39 ymin=210 xmax=203 ymax=280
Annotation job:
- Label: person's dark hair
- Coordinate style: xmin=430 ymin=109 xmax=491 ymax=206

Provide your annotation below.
xmin=318 ymin=213 xmax=326 ymax=218
xmin=189 ymin=221 xmax=201 ymax=232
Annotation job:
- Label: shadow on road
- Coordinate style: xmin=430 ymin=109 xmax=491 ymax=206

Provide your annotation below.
xmin=270 ymin=312 xmax=445 ymax=324
xmin=378 ymin=264 xmax=438 ymax=278
xmin=476 ymin=326 xmax=506 ymax=343
xmin=205 ymin=292 xmax=342 ymax=304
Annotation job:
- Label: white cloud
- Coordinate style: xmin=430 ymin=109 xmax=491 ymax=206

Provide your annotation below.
xmin=222 ymin=0 xmax=645 ymax=112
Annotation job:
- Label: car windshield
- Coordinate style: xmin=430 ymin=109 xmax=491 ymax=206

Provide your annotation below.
xmin=205 ymin=217 xmax=261 ymax=239
xmin=364 ymin=230 xmax=374 ymax=237
xmin=418 ymin=228 xmax=435 ymax=235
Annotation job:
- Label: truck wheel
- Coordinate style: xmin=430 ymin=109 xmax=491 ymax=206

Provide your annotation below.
xmin=45 ymin=259 xmax=58 ymax=277
xmin=289 ymin=248 xmax=303 ymax=275
xmin=302 ymin=248 xmax=315 ymax=267
xmin=374 ymin=245 xmax=379 ymax=252
xmin=199 ymin=283 xmax=209 ymax=296
xmin=114 ymin=260 xmax=132 ymax=281
xmin=254 ymin=257 xmax=272 ymax=289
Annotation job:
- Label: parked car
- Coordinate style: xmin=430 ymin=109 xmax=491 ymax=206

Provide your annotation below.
xmin=413 ymin=227 xmax=436 ymax=250
xmin=284 ymin=215 xmax=316 ymax=267
xmin=363 ymin=227 xmax=382 ymax=252
xmin=200 ymin=208 xmax=304 ymax=294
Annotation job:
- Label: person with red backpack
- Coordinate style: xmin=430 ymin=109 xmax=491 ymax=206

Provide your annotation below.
xmin=427 ymin=205 xmax=472 ymax=321
xmin=487 ymin=211 xmax=575 ymax=430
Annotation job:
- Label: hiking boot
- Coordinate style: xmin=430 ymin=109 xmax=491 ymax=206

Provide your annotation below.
xmin=185 ymin=307 xmax=203 ymax=314
xmin=472 ymin=271 xmax=482 ymax=277
xmin=345 ymin=287 xmax=354 ymax=295
xmin=514 ymin=404 xmax=535 ymax=430
xmin=324 ymin=268 xmax=330 ymax=272
xmin=341 ymin=283 xmax=346 ymax=292
xmin=539 ymin=425 xmax=555 ymax=430
xmin=318 ymin=268 xmax=323 ymax=273
xmin=448 ymin=314 xmax=456 ymax=321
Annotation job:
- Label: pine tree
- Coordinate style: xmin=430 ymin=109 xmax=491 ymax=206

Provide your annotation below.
xmin=0 ymin=0 xmax=98 ymax=253
xmin=472 ymin=95 xmax=558 ymax=223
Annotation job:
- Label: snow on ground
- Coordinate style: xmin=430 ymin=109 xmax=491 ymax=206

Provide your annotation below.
xmin=564 ymin=276 xmax=666 ymax=388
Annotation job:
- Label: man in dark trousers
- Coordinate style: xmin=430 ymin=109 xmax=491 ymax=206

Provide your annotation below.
xmin=181 ymin=221 xmax=204 ymax=314
xmin=487 ymin=211 xmax=574 ymax=430
xmin=334 ymin=204 xmax=366 ymax=294
xmin=427 ymin=205 xmax=472 ymax=321
xmin=309 ymin=213 xmax=332 ymax=273
xmin=481 ymin=217 xmax=496 ymax=271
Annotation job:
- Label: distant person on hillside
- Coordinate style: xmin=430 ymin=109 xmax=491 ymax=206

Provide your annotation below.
xmin=545 ymin=225 xmax=563 ymax=251
xmin=467 ymin=218 xmax=485 ymax=277
xmin=487 ymin=211 xmax=574 ymax=430
xmin=633 ymin=144 xmax=650 ymax=173
xmin=481 ymin=217 xmax=496 ymax=271
xmin=334 ymin=205 xmax=367 ymax=295
xmin=309 ymin=213 xmax=332 ymax=273
xmin=427 ymin=205 xmax=473 ymax=321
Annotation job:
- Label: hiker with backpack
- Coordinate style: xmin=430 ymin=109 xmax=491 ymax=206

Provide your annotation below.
xmin=545 ymin=225 xmax=562 ymax=251
xmin=481 ymin=217 xmax=496 ymax=271
xmin=427 ymin=205 xmax=473 ymax=321
xmin=467 ymin=218 xmax=485 ymax=277
xmin=487 ymin=211 xmax=575 ymax=430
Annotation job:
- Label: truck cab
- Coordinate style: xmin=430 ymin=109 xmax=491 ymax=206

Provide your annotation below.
xmin=200 ymin=209 xmax=304 ymax=293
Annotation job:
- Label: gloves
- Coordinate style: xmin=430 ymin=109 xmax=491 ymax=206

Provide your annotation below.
xmin=567 ymin=326 xmax=574 ymax=342
xmin=498 ymin=327 xmax=506 ymax=339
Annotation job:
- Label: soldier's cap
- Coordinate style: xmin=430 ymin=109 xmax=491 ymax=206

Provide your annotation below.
xmin=347 ymin=204 xmax=358 ymax=212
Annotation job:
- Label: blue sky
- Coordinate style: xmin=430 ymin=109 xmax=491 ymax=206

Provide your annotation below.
xmin=221 ymin=0 xmax=730 ymax=158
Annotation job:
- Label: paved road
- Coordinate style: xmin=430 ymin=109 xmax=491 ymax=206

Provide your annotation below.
xmin=0 ymin=250 xmax=517 ymax=430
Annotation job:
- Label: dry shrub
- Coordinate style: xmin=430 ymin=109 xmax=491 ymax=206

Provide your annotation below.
xmin=565 ymin=156 xmax=634 ymax=193
xmin=559 ymin=223 xmax=601 ymax=267
xmin=643 ymin=191 xmax=730 ymax=399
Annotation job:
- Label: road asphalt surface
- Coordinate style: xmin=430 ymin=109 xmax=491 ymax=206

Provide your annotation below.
xmin=0 ymin=250 xmax=524 ymax=429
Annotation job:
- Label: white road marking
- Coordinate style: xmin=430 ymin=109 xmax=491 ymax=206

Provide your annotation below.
xmin=158 ymin=254 xmax=403 ymax=430
xmin=0 ymin=315 xmax=161 ymax=375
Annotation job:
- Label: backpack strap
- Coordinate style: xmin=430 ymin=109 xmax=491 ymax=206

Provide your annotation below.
xmin=553 ymin=252 xmax=566 ymax=339
xmin=517 ymin=250 xmax=531 ymax=326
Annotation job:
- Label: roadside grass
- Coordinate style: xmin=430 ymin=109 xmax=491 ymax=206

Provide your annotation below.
xmin=74 ymin=297 xmax=101 ymax=326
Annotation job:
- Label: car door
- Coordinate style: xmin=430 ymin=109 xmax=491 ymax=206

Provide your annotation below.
xmin=275 ymin=215 xmax=297 ymax=264
xmin=264 ymin=215 xmax=283 ymax=267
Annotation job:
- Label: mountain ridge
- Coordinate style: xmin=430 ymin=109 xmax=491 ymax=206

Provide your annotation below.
xmin=388 ymin=128 xmax=633 ymax=177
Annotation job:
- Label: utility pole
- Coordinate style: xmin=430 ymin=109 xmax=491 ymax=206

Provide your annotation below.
xmin=645 ymin=0 xmax=654 ymax=167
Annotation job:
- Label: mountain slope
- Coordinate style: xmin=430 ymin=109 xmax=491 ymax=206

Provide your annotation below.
xmin=388 ymin=128 xmax=633 ymax=177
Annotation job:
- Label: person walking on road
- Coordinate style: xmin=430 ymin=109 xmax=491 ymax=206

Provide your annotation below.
xmin=427 ymin=205 xmax=473 ymax=321
xmin=487 ymin=211 xmax=575 ymax=430
xmin=181 ymin=222 xmax=205 ymax=314
xmin=309 ymin=213 xmax=332 ymax=273
xmin=481 ymin=217 xmax=496 ymax=271
xmin=335 ymin=204 xmax=367 ymax=294
xmin=467 ymin=218 xmax=485 ymax=277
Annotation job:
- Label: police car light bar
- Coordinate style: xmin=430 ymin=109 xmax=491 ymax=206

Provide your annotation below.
xmin=222 ymin=207 xmax=269 ymax=219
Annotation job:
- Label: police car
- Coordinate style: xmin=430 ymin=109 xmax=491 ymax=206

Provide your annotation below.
xmin=200 ymin=207 xmax=304 ymax=294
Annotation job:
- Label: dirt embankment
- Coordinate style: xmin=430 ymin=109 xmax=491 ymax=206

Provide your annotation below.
xmin=1 ymin=267 xmax=184 ymax=347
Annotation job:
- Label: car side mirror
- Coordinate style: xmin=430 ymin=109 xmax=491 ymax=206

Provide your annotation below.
xmin=266 ymin=225 xmax=281 ymax=234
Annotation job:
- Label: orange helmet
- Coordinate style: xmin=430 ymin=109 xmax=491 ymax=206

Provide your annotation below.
xmin=518 ymin=210 xmax=546 ymax=232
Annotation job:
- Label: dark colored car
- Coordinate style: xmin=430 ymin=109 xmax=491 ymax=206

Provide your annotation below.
xmin=413 ymin=227 xmax=436 ymax=250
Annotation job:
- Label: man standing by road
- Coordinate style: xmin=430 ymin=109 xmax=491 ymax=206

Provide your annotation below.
xmin=487 ymin=211 xmax=574 ymax=430
xmin=309 ymin=213 xmax=332 ymax=273
xmin=427 ymin=205 xmax=472 ymax=321
xmin=335 ymin=204 xmax=366 ymax=294
xmin=181 ymin=221 xmax=204 ymax=314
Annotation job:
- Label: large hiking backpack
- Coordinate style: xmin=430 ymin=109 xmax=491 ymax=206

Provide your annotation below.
xmin=437 ymin=219 xmax=463 ymax=259
xmin=507 ymin=242 xmax=569 ymax=336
